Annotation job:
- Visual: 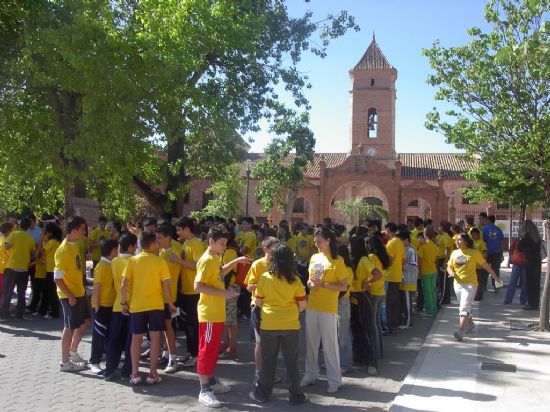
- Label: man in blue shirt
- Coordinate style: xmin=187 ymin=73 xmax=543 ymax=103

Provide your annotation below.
xmin=482 ymin=215 xmax=504 ymax=291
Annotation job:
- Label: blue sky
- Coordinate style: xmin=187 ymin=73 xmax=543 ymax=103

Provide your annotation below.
xmin=248 ymin=0 xmax=490 ymax=154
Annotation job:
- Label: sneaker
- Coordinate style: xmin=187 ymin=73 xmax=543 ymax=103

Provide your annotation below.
xmin=300 ymin=375 xmax=317 ymax=387
xmin=69 ymin=353 xmax=85 ymax=363
xmin=198 ymin=390 xmax=221 ymax=408
xmin=158 ymin=356 xmax=169 ymax=367
xmin=104 ymin=371 xmax=116 ymax=381
xmin=164 ymin=359 xmax=178 ymax=374
xmin=218 ymin=343 xmax=228 ymax=354
xmin=249 ymin=391 xmax=267 ymax=403
xmin=32 ymin=312 xmax=40 ymax=317
xmin=453 ymin=331 xmax=464 ymax=342
xmin=129 ymin=373 xmax=142 ymax=385
xmin=44 ymin=314 xmax=52 ymax=320
xmin=367 ymin=366 xmax=377 ymax=376
xmin=120 ymin=373 xmax=130 ymax=381
xmin=182 ymin=356 xmax=197 ymax=368
xmin=211 ymin=379 xmax=231 ymax=394
xmin=465 ymin=321 xmax=475 ymax=334
xmin=59 ymin=361 xmax=86 ymax=372
xmin=273 ymin=376 xmax=282 ymax=384
xmin=90 ymin=363 xmax=104 ymax=374
xmin=327 ymin=383 xmax=341 ymax=394
xmin=146 ymin=372 xmax=162 ymax=384
xmin=289 ymin=394 xmax=309 ymax=405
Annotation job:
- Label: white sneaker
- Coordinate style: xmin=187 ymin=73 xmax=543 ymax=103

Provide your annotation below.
xmin=327 ymin=383 xmax=341 ymax=394
xmin=367 ymin=366 xmax=377 ymax=375
xmin=198 ymin=390 xmax=221 ymax=408
xmin=182 ymin=356 xmax=197 ymax=368
xmin=90 ymin=363 xmax=103 ymax=374
xmin=300 ymin=375 xmax=317 ymax=387
xmin=164 ymin=359 xmax=178 ymax=374
xmin=69 ymin=352 xmax=85 ymax=363
xmin=211 ymin=379 xmax=231 ymax=394
xmin=60 ymin=361 xmax=86 ymax=372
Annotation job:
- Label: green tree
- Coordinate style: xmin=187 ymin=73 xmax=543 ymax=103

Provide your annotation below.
xmin=190 ymin=163 xmax=245 ymax=220
xmin=334 ymin=197 xmax=389 ymax=228
xmin=253 ymin=111 xmax=316 ymax=220
xmin=423 ymin=0 xmax=550 ymax=328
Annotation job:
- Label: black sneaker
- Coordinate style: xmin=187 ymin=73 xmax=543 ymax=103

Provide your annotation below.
xmin=289 ymin=394 xmax=309 ymax=405
xmin=158 ymin=356 xmax=169 ymax=367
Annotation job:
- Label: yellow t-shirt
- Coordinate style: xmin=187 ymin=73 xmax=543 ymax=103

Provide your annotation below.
xmin=448 ymin=248 xmax=485 ymax=285
xmin=0 ymin=234 xmax=10 ymax=274
xmin=350 ymin=255 xmax=375 ymax=292
xmin=307 ymin=252 xmax=348 ymax=314
xmin=195 ymin=251 xmax=225 ymax=323
xmin=385 ymin=236 xmax=405 ymax=282
xmin=244 ymin=256 xmax=269 ymax=306
xmin=222 ymin=247 xmax=238 ymax=285
xmin=341 ymin=266 xmax=354 ymax=298
xmin=181 ymin=237 xmax=206 ymax=295
xmin=281 ymin=236 xmax=297 ymax=254
xmin=35 ymin=260 xmax=47 ymax=279
xmin=89 ymin=228 xmax=111 ymax=261
xmin=473 ymin=239 xmax=487 ymax=269
xmin=410 ymin=227 xmax=422 ymax=249
xmin=75 ymin=238 xmax=88 ymax=276
xmin=44 ymin=239 xmax=60 ymax=272
xmin=418 ymin=240 xmax=438 ymax=275
xmin=94 ymin=259 xmax=116 ymax=307
xmin=295 ymin=233 xmax=314 ymax=265
xmin=160 ymin=241 xmax=183 ymax=303
xmin=452 ymin=233 xmax=460 ymax=249
xmin=256 ymin=272 xmax=306 ymax=330
xmin=112 ymin=254 xmax=132 ymax=313
xmin=436 ymin=232 xmax=454 ymax=259
xmin=123 ymin=252 xmax=171 ymax=313
xmin=236 ymin=231 xmax=257 ymax=259
xmin=368 ymin=254 xmax=385 ymax=296
xmin=54 ymin=240 xmax=85 ymax=299
xmin=5 ymin=231 xmax=36 ymax=271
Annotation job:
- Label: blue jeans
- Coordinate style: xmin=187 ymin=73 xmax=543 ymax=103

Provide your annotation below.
xmin=504 ymin=264 xmax=527 ymax=304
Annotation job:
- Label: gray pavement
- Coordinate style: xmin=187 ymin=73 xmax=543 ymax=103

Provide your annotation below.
xmin=0 ymin=290 xmax=433 ymax=411
xmin=392 ymin=265 xmax=550 ymax=412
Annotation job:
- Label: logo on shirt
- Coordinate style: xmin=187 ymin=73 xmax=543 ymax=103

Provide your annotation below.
xmin=455 ymin=254 xmax=469 ymax=267
xmin=488 ymin=230 xmax=497 ymax=240
xmin=299 ymin=240 xmax=307 ymax=248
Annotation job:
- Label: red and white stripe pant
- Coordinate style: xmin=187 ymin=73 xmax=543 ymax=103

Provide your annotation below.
xmin=196 ymin=322 xmax=224 ymax=376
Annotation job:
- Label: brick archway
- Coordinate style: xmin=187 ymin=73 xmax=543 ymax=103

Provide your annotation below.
xmin=328 ymin=181 xmax=390 ymax=224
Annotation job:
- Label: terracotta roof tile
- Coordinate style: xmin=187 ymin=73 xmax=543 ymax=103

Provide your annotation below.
xmin=245 ymin=152 xmax=473 ymax=181
xmin=353 ymin=37 xmax=394 ymax=71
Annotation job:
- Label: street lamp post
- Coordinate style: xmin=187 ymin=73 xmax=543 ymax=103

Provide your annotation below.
xmin=245 ymin=160 xmax=251 ymax=217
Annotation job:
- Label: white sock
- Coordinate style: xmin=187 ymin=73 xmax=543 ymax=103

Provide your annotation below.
xmin=162 ymin=350 xmax=169 ymax=358
xmin=69 ymin=351 xmax=78 ymax=356
xmin=169 ymin=354 xmax=176 ymax=362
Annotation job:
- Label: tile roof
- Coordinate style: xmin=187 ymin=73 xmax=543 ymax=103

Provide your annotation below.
xmin=353 ymin=36 xmax=395 ymax=71
xmin=245 ymin=152 xmax=474 ymax=180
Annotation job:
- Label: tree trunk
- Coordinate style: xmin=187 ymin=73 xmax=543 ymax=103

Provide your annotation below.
xmin=131 ymin=176 xmax=167 ymax=216
xmin=539 ymin=187 xmax=550 ymax=330
xmin=282 ymin=188 xmax=298 ymax=224
xmin=165 ymin=137 xmax=187 ymax=217
xmin=519 ymin=201 xmax=527 ymax=223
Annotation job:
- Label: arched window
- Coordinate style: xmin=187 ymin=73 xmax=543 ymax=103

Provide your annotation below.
xmin=368 ymin=108 xmax=378 ymax=138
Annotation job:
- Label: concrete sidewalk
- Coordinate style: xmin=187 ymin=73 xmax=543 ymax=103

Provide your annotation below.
xmin=391 ymin=267 xmax=550 ymax=412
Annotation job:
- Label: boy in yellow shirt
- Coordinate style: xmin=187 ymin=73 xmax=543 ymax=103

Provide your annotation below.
xmin=1 ymin=217 xmax=36 ymax=320
xmin=54 ymin=216 xmax=91 ymax=372
xmin=194 ymin=225 xmax=250 ymax=408
xmin=156 ymin=225 xmax=183 ymax=373
xmin=88 ymin=216 xmax=110 ymax=269
xmin=104 ymin=232 xmax=137 ymax=381
xmin=383 ymin=222 xmax=405 ymax=333
xmin=0 ymin=222 xmax=13 ymax=313
xmin=89 ymin=238 xmax=118 ymax=374
xmin=175 ymin=217 xmax=206 ymax=367
xmin=121 ymin=232 xmax=175 ymax=385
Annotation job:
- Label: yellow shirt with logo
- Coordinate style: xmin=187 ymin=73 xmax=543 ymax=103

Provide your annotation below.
xmin=418 ymin=240 xmax=439 ymax=275
xmin=44 ymin=239 xmax=60 ymax=272
xmin=222 ymin=247 xmax=238 ymax=286
xmin=54 ymin=240 xmax=85 ymax=299
xmin=256 ymin=272 xmax=306 ymax=330
xmin=195 ymin=251 xmax=225 ymax=323
xmin=181 ymin=237 xmax=206 ymax=295
xmin=94 ymin=259 xmax=116 ymax=307
xmin=112 ymin=254 xmax=132 ymax=313
xmin=123 ymin=252 xmax=170 ymax=313
xmin=160 ymin=241 xmax=183 ymax=303
xmin=245 ymin=256 xmax=269 ymax=306
xmin=5 ymin=231 xmax=36 ymax=271
xmin=236 ymin=231 xmax=257 ymax=259
xmin=89 ymin=228 xmax=111 ymax=261
xmin=295 ymin=233 xmax=314 ymax=265
xmin=385 ymin=236 xmax=405 ymax=282
xmin=448 ymin=248 xmax=485 ymax=285
xmin=307 ymin=252 xmax=348 ymax=314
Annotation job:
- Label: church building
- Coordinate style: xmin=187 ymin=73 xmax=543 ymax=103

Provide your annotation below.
xmin=183 ymin=37 xmax=525 ymax=227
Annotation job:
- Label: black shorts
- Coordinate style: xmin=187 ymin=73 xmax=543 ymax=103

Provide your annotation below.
xmin=250 ymin=305 xmax=262 ymax=343
xmin=60 ymin=296 xmax=91 ymax=329
xmin=130 ymin=310 xmax=165 ymax=334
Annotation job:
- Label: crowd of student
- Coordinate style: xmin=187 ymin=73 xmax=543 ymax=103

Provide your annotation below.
xmin=0 ymin=211 xmax=545 ymax=408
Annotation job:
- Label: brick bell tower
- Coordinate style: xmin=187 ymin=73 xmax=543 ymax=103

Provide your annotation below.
xmin=349 ymin=34 xmax=397 ymax=159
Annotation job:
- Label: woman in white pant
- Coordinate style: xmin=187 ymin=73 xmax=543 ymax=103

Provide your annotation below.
xmin=301 ymin=226 xmax=349 ymax=394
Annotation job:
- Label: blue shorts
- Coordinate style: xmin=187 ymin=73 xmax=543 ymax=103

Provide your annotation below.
xmin=60 ymin=297 xmax=91 ymax=329
xmin=130 ymin=310 xmax=165 ymax=334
